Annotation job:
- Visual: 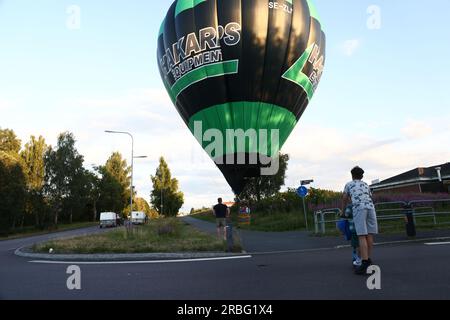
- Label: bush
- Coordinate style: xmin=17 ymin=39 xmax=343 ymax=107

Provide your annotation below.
xmin=373 ymin=192 xmax=450 ymax=203
xmin=156 ymin=218 xmax=179 ymax=236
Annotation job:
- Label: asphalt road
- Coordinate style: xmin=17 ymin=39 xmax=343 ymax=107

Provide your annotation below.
xmin=1 ymin=224 xmax=450 ymax=300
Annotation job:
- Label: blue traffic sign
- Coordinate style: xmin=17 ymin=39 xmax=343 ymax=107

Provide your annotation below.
xmin=297 ymin=186 xmax=308 ymax=198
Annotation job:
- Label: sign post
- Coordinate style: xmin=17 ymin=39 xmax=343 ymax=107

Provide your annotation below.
xmin=297 ymin=179 xmax=314 ymax=231
xmin=297 ymin=186 xmax=309 ymax=230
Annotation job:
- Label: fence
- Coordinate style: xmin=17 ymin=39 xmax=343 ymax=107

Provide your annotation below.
xmin=314 ymin=199 xmax=450 ymax=235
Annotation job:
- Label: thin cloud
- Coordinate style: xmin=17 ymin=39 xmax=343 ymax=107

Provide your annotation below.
xmin=281 ymin=118 xmax=450 ymax=192
xmin=0 ymin=99 xmax=12 ymax=112
xmin=341 ymin=39 xmax=360 ymax=57
xmin=401 ymin=119 xmax=433 ymax=139
xmin=7 ymin=87 xmax=450 ymax=211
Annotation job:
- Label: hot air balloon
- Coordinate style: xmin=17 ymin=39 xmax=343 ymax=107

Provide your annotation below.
xmin=157 ymin=0 xmax=325 ymax=195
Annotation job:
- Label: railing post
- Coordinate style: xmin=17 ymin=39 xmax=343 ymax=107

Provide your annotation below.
xmin=404 ymin=202 xmax=417 ymax=238
xmin=314 ymin=211 xmax=319 ymax=234
xmin=320 ymin=212 xmax=326 ymax=234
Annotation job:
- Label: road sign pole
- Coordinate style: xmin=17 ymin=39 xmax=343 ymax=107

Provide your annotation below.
xmin=303 ymin=197 xmax=308 ymax=231
xmin=298 ymin=180 xmax=313 ymax=231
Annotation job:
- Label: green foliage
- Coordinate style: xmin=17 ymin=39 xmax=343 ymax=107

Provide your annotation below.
xmin=20 ymin=135 xmax=49 ymax=228
xmin=21 ymin=136 xmax=47 ymax=191
xmin=132 ymin=197 xmax=159 ymax=219
xmin=97 ymin=152 xmax=130 ymax=216
xmin=97 ymin=168 xmax=124 ymax=214
xmin=0 ymin=129 xmax=152 ymax=233
xmin=82 ymin=170 xmax=101 ymax=222
xmin=239 ymin=153 xmax=289 ymax=202
xmin=44 ymin=132 xmax=89 ymax=225
xmin=0 ymin=128 xmax=21 ymax=154
xmin=192 ymin=186 xmax=344 ymax=232
xmin=0 ymin=151 xmax=26 ymax=235
xmin=104 ymin=152 xmax=131 ymax=197
xmin=150 ymin=157 xmax=184 ymax=217
xmin=306 ymin=187 xmax=343 ymax=211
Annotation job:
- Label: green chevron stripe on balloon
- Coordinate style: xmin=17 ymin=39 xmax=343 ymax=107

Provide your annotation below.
xmin=171 ymin=60 xmax=239 ymax=99
xmin=282 ymin=44 xmax=315 ymax=100
xmin=306 ymin=0 xmax=322 ymax=24
xmin=162 ymin=77 xmax=177 ymax=104
xmin=188 ymin=102 xmax=297 ymax=158
xmin=159 ymin=18 xmax=165 ymax=37
xmin=175 ymin=0 xmax=207 ymax=17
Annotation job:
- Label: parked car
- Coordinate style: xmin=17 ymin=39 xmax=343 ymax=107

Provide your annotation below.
xmin=131 ymin=211 xmax=148 ymax=225
xmin=100 ymin=212 xmax=119 ymax=228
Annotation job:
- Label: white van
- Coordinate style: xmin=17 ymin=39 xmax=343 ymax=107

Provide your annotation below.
xmin=131 ymin=211 xmax=147 ymax=225
xmin=100 ymin=212 xmax=118 ymax=228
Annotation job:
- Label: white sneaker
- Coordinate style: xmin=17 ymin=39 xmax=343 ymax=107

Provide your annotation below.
xmin=353 ymin=258 xmax=362 ymax=267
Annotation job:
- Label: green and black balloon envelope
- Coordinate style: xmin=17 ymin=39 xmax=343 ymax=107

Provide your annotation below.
xmin=157 ymin=0 xmax=325 ymax=195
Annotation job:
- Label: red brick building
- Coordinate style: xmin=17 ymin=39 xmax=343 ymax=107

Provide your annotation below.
xmin=370 ymin=163 xmax=450 ymax=194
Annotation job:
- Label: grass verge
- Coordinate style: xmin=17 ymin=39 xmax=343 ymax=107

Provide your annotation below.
xmin=32 ymin=218 xmax=242 ymax=254
xmin=191 ymin=210 xmax=313 ymax=232
xmin=0 ymin=222 xmax=98 ymax=241
xmin=191 ymin=210 xmax=450 ymax=235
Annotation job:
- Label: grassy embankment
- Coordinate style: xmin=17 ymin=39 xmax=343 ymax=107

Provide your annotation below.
xmin=191 ymin=209 xmax=313 ymax=232
xmin=191 ymin=207 xmax=450 ymax=235
xmin=0 ymin=222 xmax=98 ymax=241
xmin=33 ymin=218 xmax=242 ymax=254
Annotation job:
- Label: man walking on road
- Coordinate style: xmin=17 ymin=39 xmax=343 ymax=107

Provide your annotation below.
xmin=213 ymin=198 xmax=230 ymax=240
xmin=342 ymin=166 xmax=379 ymax=275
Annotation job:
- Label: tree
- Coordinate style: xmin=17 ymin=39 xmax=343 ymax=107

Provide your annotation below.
xmin=84 ymin=170 xmax=101 ymax=222
xmin=97 ymin=152 xmax=130 ymax=216
xmin=133 ymin=197 xmax=159 ymax=219
xmin=240 ymin=153 xmax=290 ymax=202
xmin=150 ymin=157 xmax=184 ymax=217
xmin=68 ymin=167 xmax=99 ymax=223
xmin=104 ymin=152 xmax=131 ymax=193
xmin=44 ymin=132 xmax=85 ymax=226
xmin=20 ymin=136 xmax=48 ymax=228
xmin=21 ymin=136 xmax=47 ymax=191
xmin=0 ymin=128 xmax=21 ymax=154
xmin=0 ymin=151 xmax=26 ymax=235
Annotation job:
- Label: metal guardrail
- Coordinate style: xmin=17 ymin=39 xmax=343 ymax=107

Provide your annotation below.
xmin=314 ymin=208 xmax=341 ymax=234
xmin=410 ymin=199 xmax=450 ymax=226
xmin=314 ymin=199 xmax=450 ymax=234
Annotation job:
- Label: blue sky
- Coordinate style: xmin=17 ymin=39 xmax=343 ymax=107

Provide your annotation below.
xmin=1 ymin=0 xmax=450 ymax=211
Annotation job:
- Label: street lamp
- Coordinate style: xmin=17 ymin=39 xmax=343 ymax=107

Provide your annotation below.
xmin=105 ymin=130 xmax=147 ymax=218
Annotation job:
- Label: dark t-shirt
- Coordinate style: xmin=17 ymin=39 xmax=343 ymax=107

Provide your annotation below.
xmin=213 ymin=204 xmax=228 ymax=218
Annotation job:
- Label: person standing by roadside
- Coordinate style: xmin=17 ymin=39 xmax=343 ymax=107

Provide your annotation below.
xmin=342 ymin=166 xmax=378 ymax=275
xmin=213 ymin=198 xmax=230 ymax=240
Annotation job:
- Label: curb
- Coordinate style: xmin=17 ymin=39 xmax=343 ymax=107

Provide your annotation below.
xmin=15 ymin=246 xmax=248 ymax=262
xmin=253 ymin=236 xmax=450 ymax=256
xmin=374 ymin=236 xmax=450 ymax=247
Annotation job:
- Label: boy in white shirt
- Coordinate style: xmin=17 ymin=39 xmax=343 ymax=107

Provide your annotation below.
xmin=342 ymin=166 xmax=378 ymax=275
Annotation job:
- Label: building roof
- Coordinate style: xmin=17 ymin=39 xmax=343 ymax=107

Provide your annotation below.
xmin=371 ymin=162 xmax=450 ymax=189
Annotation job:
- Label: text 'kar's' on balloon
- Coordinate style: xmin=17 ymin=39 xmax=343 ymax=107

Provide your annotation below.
xmin=157 ymin=0 xmax=326 ymax=195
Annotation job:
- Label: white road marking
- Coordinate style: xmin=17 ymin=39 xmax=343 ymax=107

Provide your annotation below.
xmin=29 ymin=255 xmax=252 ymax=265
xmin=424 ymin=242 xmax=450 ymax=246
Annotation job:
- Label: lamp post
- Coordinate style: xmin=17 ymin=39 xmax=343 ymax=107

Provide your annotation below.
xmin=105 ymin=130 xmax=147 ymax=218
